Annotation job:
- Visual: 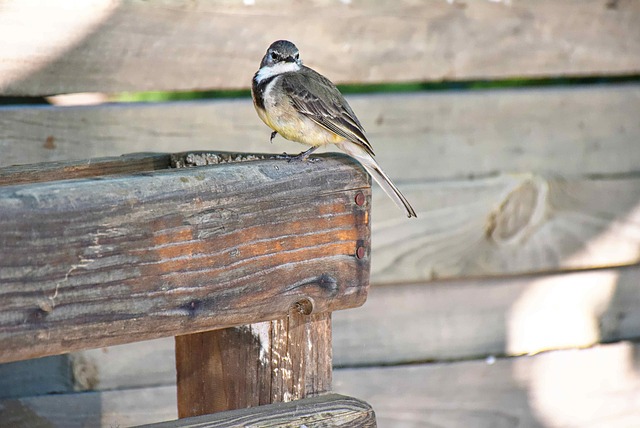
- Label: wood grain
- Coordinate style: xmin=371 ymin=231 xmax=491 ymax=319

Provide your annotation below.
xmin=1 ymin=0 xmax=638 ymax=95
xmin=6 ymin=264 xmax=640 ymax=393
xmin=334 ymin=342 xmax=640 ymax=428
xmin=371 ymin=173 xmax=640 ymax=282
xmin=2 ymin=84 xmax=639 ymax=181
xmin=0 ymin=385 xmax=179 ymax=427
xmin=175 ymin=311 xmax=331 ymax=418
xmin=143 ymin=394 xmax=375 ymax=428
xmin=0 ymin=153 xmax=171 ymax=186
xmin=0 ymin=153 xmax=371 ymax=363
xmin=4 ymin=343 xmax=639 ymax=427
xmin=334 ymin=264 xmax=640 ymax=366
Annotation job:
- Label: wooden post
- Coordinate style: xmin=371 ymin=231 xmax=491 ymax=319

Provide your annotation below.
xmin=175 ymin=310 xmax=332 ymax=418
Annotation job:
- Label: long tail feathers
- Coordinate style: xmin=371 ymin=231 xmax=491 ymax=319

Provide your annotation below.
xmin=336 ymin=142 xmax=417 ymax=218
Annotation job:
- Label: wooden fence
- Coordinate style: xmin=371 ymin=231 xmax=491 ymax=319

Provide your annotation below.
xmin=1 ymin=0 xmax=639 ymax=426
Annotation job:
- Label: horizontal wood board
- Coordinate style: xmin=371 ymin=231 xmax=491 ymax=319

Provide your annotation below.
xmin=1 ymin=0 xmax=639 ymax=95
xmin=143 ymin=394 xmax=375 ymax=428
xmin=4 ymin=264 xmax=640 ymax=397
xmin=333 ymin=341 xmax=640 ymax=428
xmin=0 ymin=153 xmax=171 ymax=186
xmin=0 ymin=385 xmax=179 ymax=428
xmin=2 ymin=154 xmax=639 ymax=284
xmin=2 ymin=342 xmax=639 ymax=427
xmin=334 ymin=264 xmax=640 ymax=366
xmin=0 ymin=154 xmax=371 ymax=363
xmin=371 ymin=172 xmax=640 ymax=282
xmin=2 ymin=84 xmax=639 ymax=181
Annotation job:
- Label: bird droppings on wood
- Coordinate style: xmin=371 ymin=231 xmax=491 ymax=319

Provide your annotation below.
xmin=170 ymin=152 xmax=272 ymax=168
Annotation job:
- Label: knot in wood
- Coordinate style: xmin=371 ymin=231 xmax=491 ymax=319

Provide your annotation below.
xmin=486 ymin=177 xmax=547 ymax=245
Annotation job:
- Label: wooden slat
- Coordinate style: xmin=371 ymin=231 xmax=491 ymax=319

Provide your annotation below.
xmin=1 ymin=84 xmax=638 ymax=180
xmin=6 ymin=264 xmax=639 ymax=396
xmin=4 ymin=343 xmax=639 ymax=427
xmin=0 ymin=153 xmax=371 ymax=363
xmin=334 ymin=342 xmax=640 ymax=428
xmin=372 ymin=173 xmax=640 ymax=282
xmin=0 ymin=390 xmax=374 ymax=428
xmin=143 ymin=394 xmax=375 ymax=428
xmin=175 ymin=311 xmax=331 ymax=418
xmin=334 ymin=264 xmax=640 ymax=366
xmin=5 ymin=155 xmax=638 ymax=282
xmin=0 ymin=153 xmax=171 ymax=186
xmin=0 ymin=385 xmax=179 ymax=427
xmin=1 ymin=0 xmax=639 ymax=95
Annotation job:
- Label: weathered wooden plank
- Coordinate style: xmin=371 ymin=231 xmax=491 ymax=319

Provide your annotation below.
xmin=4 ymin=343 xmax=639 ymax=427
xmin=2 ymin=85 xmax=639 ymax=180
xmin=7 ymin=264 xmax=639 ymax=395
xmin=5 ymin=155 xmax=636 ymax=283
xmin=1 ymin=0 xmax=639 ymax=95
xmin=0 ymin=385 xmax=178 ymax=427
xmin=372 ymin=173 xmax=640 ymax=282
xmin=145 ymin=394 xmax=375 ymax=428
xmin=0 ymin=355 xmax=74 ymax=400
xmin=0 ymin=390 xmax=374 ymax=428
xmin=334 ymin=264 xmax=640 ymax=366
xmin=0 ymin=154 xmax=371 ymax=363
xmin=175 ymin=311 xmax=331 ymax=418
xmin=0 ymin=153 xmax=170 ymax=186
xmin=334 ymin=342 xmax=640 ymax=428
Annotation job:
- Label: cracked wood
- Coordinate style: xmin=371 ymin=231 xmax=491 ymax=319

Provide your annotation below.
xmin=0 ymin=153 xmax=371 ymax=363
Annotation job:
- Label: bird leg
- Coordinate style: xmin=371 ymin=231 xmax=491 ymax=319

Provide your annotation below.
xmin=288 ymin=146 xmax=319 ymax=162
xmin=273 ymin=146 xmax=320 ymax=163
xmin=270 ymin=131 xmax=278 ymax=143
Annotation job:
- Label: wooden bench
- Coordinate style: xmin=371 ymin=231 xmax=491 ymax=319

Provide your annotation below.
xmin=1 ymin=1 xmax=640 ymax=426
xmin=0 ymin=151 xmax=375 ymax=426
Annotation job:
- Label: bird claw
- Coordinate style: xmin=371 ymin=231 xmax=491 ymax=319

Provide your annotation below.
xmin=273 ymin=152 xmax=321 ymax=163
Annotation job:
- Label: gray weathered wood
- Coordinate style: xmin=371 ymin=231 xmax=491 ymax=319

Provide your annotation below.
xmin=175 ymin=311 xmax=332 ymax=417
xmin=334 ymin=264 xmax=640 ymax=366
xmin=0 ymin=385 xmax=178 ymax=427
xmin=4 ymin=343 xmax=639 ymax=427
xmin=371 ymin=173 xmax=640 ymax=282
xmin=0 ymin=390 xmax=374 ymax=428
xmin=334 ymin=342 xmax=640 ymax=428
xmin=0 ymin=153 xmax=371 ymax=363
xmin=8 ymin=263 xmax=640 ymax=396
xmin=0 ymin=355 xmax=74 ymax=400
xmin=0 ymin=152 xmax=170 ymax=186
xmin=1 ymin=0 xmax=639 ymax=95
xmin=143 ymin=393 xmax=375 ymax=428
xmin=2 ymin=85 xmax=639 ymax=181
xmin=3 ymin=263 xmax=639 ymax=394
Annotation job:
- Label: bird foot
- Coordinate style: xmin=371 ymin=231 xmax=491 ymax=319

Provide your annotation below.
xmin=273 ymin=152 xmax=320 ymax=163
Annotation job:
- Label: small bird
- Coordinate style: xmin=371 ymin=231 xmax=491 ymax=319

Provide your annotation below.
xmin=251 ymin=40 xmax=417 ymax=218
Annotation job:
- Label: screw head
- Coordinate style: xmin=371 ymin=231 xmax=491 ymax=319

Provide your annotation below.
xmin=356 ymin=246 xmax=366 ymax=259
xmin=355 ymin=192 xmax=365 ymax=206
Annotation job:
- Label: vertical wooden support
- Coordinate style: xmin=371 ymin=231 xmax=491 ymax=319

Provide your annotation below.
xmin=175 ymin=310 xmax=332 ymax=418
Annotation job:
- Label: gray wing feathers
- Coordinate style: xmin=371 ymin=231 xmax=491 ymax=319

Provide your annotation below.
xmin=281 ymin=69 xmax=375 ymax=156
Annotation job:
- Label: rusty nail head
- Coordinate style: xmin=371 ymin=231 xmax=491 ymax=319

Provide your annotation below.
xmin=356 ymin=246 xmax=366 ymax=259
xmin=355 ymin=192 xmax=365 ymax=206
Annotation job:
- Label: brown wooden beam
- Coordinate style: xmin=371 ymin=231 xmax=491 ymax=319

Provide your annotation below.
xmin=0 ymin=153 xmax=371 ymax=363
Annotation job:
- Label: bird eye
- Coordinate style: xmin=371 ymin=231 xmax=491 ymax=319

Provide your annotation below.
xmin=270 ymin=52 xmax=278 ymax=60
